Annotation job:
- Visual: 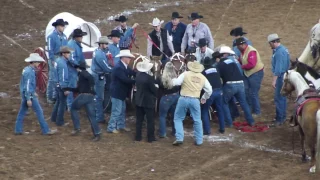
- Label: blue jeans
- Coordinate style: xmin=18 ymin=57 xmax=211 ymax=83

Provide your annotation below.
xmin=103 ymin=74 xmax=112 ymax=113
xmin=93 ymin=72 xmax=106 ymax=122
xmin=47 ymin=59 xmax=57 ymax=101
xmin=229 ymin=97 xmax=240 ymax=119
xmin=15 ymin=95 xmax=50 ymax=134
xmin=201 ymin=89 xmax=225 ymax=134
xmin=71 ymin=94 xmax=101 ymax=136
xmin=222 ymin=83 xmax=255 ymax=126
xmin=107 ymin=98 xmax=126 ymax=131
xmin=244 ymin=70 xmax=264 ymax=114
xmin=274 ymin=74 xmax=287 ymax=123
xmin=67 ymin=72 xmax=78 ymax=109
xmin=51 ymin=87 xmax=67 ymax=126
xmin=159 ymin=93 xmax=179 ymax=137
xmin=174 ymin=97 xmax=203 ymax=144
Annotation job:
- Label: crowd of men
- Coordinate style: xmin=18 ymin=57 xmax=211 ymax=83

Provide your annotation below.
xmin=14 ymin=12 xmax=291 ymax=145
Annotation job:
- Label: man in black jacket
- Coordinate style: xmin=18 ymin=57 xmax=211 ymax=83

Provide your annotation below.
xmin=69 ymin=61 xmax=101 ymax=141
xmin=135 ymin=61 xmax=158 ymax=142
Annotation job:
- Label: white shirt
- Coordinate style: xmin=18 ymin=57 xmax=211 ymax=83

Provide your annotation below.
xmin=195 ymin=47 xmax=214 ymax=64
xmin=121 ymin=60 xmax=128 ymax=69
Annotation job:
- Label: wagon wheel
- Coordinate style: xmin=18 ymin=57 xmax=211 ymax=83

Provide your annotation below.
xmin=34 ymin=47 xmax=48 ymax=94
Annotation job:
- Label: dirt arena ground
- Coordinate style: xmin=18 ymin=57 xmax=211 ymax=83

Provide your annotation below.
xmin=1 ymin=0 xmax=320 ymax=179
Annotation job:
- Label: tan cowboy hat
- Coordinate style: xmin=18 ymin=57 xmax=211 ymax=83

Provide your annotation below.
xmin=25 ymin=53 xmax=45 ymax=63
xmin=59 ymin=46 xmax=74 ymax=54
xmin=115 ymin=49 xmax=135 ymax=58
xmin=96 ymin=36 xmax=112 ymax=44
xmin=187 ymin=61 xmax=204 ymax=73
xmin=136 ymin=61 xmax=154 ymax=73
xmin=149 ymin=18 xmax=164 ymax=26
xmin=267 ymin=33 xmax=281 ymax=42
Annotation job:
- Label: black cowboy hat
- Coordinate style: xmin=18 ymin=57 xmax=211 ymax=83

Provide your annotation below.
xmin=171 ymin=12 xmax=183 ymax=19
xmin=72 ymin=29 xmax=87 ymax=38
xmin=235 ymin=37 xmax=247 ymax=46
xmin=198 ymin=38 xmax=207 ymax=48
xmin=230 ymin=27 xmax=247 ymax=37
xmin=212 ymin=51 xmax=222 ymax=59
xmin=75 ymin=61 xmax=87 ymax=70
xmin=107 ymin=30 xmax=123 ymax=38
xmin=203 ymin=57 xmax=213 ymax=68
xmin=115 ymin=15 xmax=128 ymax=22
xmin=188 ymin=12 xmax=204 ymax=20
xmin=52 ymin=19 xmax=69 ymax=27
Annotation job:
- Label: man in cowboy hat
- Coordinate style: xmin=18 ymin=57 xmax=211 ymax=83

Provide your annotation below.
xmin=113 ymin=15 xmax=139 ymax=50
xmin=201 ymin=57 xmax=225 ymax=135
xmin=164 ymin=12 xmax=187 ymax=53
xmin=69 ymin=61 xmax=101 ymax=141
xmin=217 ymin=46 xmax=255 ymax=127
xmin=47 ymin=19 xmax=68 ymax=104
xmin=15 ymin=53 xmax=57 ymax=135
xmin=147 ymin=17 xmax=175 ymax=64
xmin=107 ymin=49 xmax=136 ymax=133
xmin=267 ymin=33 xmax=290 ymax=126
xmin=91 ymin=36 xmax=113 ymax=123
xmin=66 ymin=28 xmax=88 ymax=111
xmin=135 ymin=61 xmax=158 ymax=142
xmin=108 ymin=27 xmax=138 ymax=66
xmin=230 ymin=27 xmax=252 ymax=58
xmin=195 ymin=38 xmax=214 ymax=64
xmin=236 ymin=37 xmax=264 ymax=118
xmin=181 ymin=12 xmax=214 ymax=55
xmin=171 ymin=61 xmax=212 ymax=146
xmin=51 ymin=46 xmax=74 ymax=126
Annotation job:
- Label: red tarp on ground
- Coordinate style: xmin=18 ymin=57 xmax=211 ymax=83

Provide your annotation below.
xmin=233 ymin=122 xmax=269 ymax=132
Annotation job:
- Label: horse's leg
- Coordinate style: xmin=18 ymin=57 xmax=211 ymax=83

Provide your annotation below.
xmin=309 ymin=144 xmax=316 ymax=173
xmin=298 ymin=125 xmax=308 ymax=163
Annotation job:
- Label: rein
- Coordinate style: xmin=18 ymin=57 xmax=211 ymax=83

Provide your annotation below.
xmin=170 ymin=53 xmax=185 ymax=74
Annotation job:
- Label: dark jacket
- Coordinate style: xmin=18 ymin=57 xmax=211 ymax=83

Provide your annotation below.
xmin=135 ymin=72 xmax=158 ymax=108
xmin=164 ymin=22 xmax=187 ymax=52
xmin=202 ymin=67 xmax=222 ymax=89
xmin=110 ymin=61 xmax=136 ymax=100
xmin=149 ymin=28 xmax=171 ymax=57
xmin=217 ymin=57 xmax=244 ymax=84
xmin=155 ymin=77 xmax=180 ymax=95
xmin=69 ymin=70 xmax=95 ymax=95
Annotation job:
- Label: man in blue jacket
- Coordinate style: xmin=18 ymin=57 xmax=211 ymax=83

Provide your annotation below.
xmin=107 ymin=50 xmax=136 ymax=133
xmin=164 ymin=12 xmax=187 ymax=53
xmin=51 ymin=46 xmax=73 ymax=126
xmin=230 ymin=27 xmax=252 ymax=59
xmin=113 ymin=15 xmax=139 ymax=50
xmin=91 ymin=36 xmax=112 ymax=123
xmin=47 ymin=19 xmax=68 ymax=104
xmin=67 ymin=29 xmax=87 ymax=111
xmin=15 ymin=53 xmax=56 ymax=135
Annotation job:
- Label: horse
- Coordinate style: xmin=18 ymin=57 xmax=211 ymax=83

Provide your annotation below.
xmin=280 ymin=70 xmax=320 ymax=173
xmin=169 ymin=53 xmax=186 ymax=75
xmin=290 ymin=60 xmax=320 ymax=90
xmin=295 ymin=20 xmax=320 ymax=72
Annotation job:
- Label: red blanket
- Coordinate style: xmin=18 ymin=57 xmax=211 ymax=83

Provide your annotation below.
xmin=233 ymin=122 xmax=269 ymax=132
xmin=296 ymin=98 xmax=320 ymax=116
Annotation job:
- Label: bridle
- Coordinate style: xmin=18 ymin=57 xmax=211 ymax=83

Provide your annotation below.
xmin=170 ymin=53 xmax=185 ymax=75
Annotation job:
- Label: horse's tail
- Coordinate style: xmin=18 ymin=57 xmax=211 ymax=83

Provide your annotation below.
xmin=316 ymin=109 xmax=320 ymax=172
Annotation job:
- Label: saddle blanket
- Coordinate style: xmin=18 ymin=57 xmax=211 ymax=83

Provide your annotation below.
xmin=296 ymin=98 xmax=320 ymax=116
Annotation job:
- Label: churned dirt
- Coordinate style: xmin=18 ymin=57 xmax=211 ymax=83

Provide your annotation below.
xmin=1 ymin=0 xmax=320 ymax=179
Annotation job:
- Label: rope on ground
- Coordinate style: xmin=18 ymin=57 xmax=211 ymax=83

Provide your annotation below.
xmin=214 ymin=0 xmax=234 ymax=38
xmin=18 ymin=0 xmax=43 ymax=14
xmin=2 ymin=34 xmax=31 ymax=53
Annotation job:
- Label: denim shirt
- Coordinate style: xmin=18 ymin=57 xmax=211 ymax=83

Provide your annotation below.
xmin=56 ymin=57 xmax=70 ymax=89
xmin=108 ymin=43 xmax=121 ymax=65
xmin=91 ymin=48 xmax=112 ymax=74
xmin=232 ymin=36 xmax=252 ymax=58
xmin=271 ymin=44 xmax=290 ymax=77
xmin=114 ymin=25 xmax=135 ymax=49
xmin=20 ymin=66 xmax=37 ymax=100
xmin=47 ymin=30 xmax=68 ymax=60
xmin=67 ymin=39 xmax=85 ymax=87
xmin=164 ymin=22 xmax=187 ymax=52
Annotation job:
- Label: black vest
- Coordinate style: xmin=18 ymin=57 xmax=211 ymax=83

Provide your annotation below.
xmin=149 ymin=29 xmax=171 ymax=57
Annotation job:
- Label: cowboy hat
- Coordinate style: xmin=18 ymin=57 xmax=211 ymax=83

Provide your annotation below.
xmin=187 ymin=61 xmax=204 ymax=73
xmin=203 ymin=57 xmax=213 ymax=68
xmin=219 ymin=46 xmax=235 ymax=55
xmin=72 ymin=29 xmax=87 ymax=38
xmin=171 ymin=12 xmax=183 ymax=19
xmin=149 ymin=18 xmax=164 ymax=26
xmin=96 ymin=36 xmax=112 ymax=44
xmin=25 ymin=53 xmax=45 ymax=63
xmin=230 ymin=27 xmax=247 ymax=37
xmin=108 ymin=30 xmax=123 ymax=38
xmin=115 ymin=49 xmax=135 ymax=58
xmin=198 ymin=38 xmax=207 ymax=48
xmin=267 ymin=33 xmax=281 ymax=42
xmin=115 ymin=15 xmax=128 ymax=22
xmin=76 ymin=61 xmax=87 ymax=70
xmin=52 ymin=19 xmax=69 ymax=27
xmin=59 ymin=46 xmax=74 ymax=54
xmin=136 ymin=61 xmax=154 ymax=73
xmin=235 ymin=37 xmax=247 ymax=46
xmin=188 ymin=12 xmax=204 ymax=20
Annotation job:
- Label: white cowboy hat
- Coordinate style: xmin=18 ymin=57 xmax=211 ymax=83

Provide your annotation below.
xmin=219 ymin=46 xmax=235 ymax=55
xmin=115 ymin=49 xmax=135 ymax=58
xmin=136 ymin=61 xmax=154 ymax=73
xmin=267 ymin=33 xmax=281 ymax=42
xmin=187 ymin=61 xmax=204 ymax=73
xmin=25 ymin=53 xmax=45 ymax=63
xmin=149 ymin=18 xmax=164 ymax=26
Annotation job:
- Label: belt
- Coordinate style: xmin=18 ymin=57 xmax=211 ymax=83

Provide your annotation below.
xmin=79 ymin=93 xmax=94 ymax=96
xmin=226 ymin=80 xmax=243 ymax=84
xmin=180 ymin=95 xmax=199 ymax=99
xmin=164 ymin=92 xmax=178 ymax=96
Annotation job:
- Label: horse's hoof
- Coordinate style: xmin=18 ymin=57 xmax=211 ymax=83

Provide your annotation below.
xmin=309 ymin=165 xmax=316 ymax=173
xmin=301 ymin=156 xmax=310 ymax=163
